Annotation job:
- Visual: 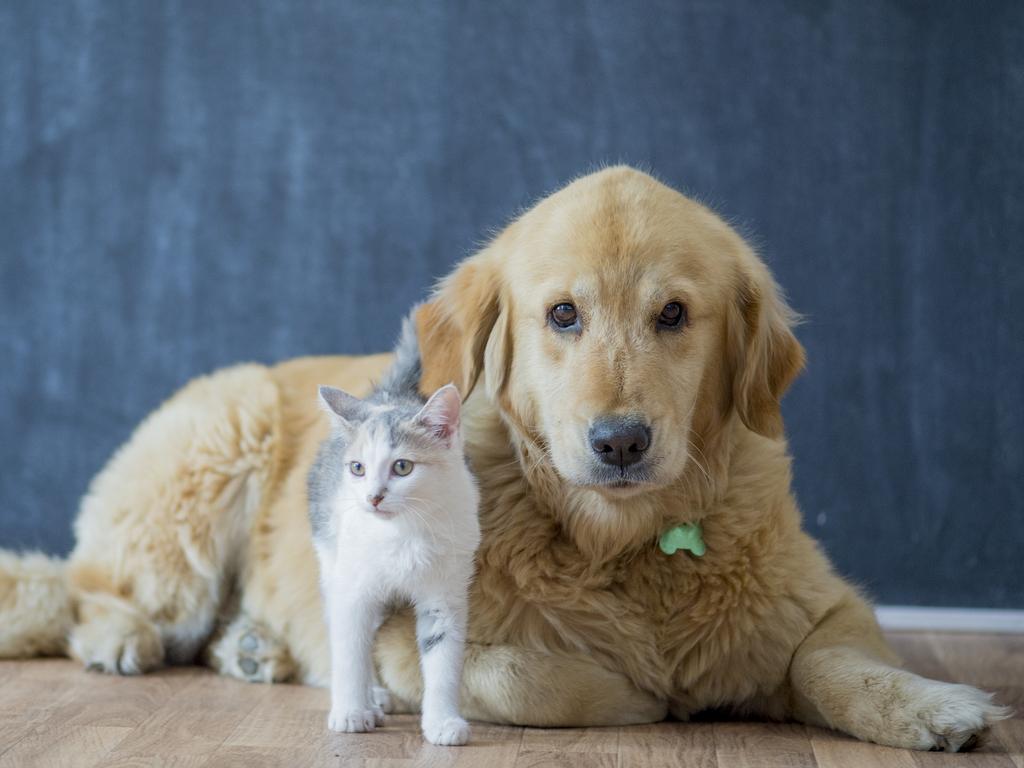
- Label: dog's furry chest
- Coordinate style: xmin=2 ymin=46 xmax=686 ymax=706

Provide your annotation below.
xmin=472 ymin=509 xmax=819 ymax=706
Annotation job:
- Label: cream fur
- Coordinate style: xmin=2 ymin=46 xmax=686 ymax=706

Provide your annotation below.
xmin=0 ymin=167 xmax=1009 ymax=752
xmin=0 ymin=551 xmax=71 ymax=657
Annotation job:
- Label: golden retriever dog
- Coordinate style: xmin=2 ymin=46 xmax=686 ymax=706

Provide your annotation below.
xmin=0 ymin=166 xmax=1007 ymax=751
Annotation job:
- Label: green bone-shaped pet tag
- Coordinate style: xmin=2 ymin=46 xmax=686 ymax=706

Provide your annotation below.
xmin=659 ymin=523 xmax=706 ymax=557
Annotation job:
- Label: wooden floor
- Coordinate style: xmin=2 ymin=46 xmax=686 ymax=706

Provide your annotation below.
xmin=0 ymin=632 xmax=1020 ymax=767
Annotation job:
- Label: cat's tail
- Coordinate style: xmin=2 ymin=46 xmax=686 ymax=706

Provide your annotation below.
xmin=0 ymin=549 xmax=72 ymax=658
xmin=375 ymin=308 xmax=424 ymax=399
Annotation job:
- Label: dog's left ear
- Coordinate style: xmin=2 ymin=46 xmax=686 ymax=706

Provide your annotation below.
xmin=730 ymin=251 xmax=806 ymax=439
xmin=414 ymin=242 xmax=510 ymax=400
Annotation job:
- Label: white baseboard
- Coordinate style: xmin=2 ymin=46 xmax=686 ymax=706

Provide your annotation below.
xmin=875 ymin=606 xmax=1024 ymax=633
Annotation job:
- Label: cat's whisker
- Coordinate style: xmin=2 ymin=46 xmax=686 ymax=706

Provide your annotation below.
xmin=403 ymin=495 xmax=460 ymax=545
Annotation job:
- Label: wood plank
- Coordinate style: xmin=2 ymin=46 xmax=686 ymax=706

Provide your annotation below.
xmin=104 ymin=757 xmax=212 ymax=768
xmin=220 ymin=707 xmax=523 ymax=768
xmin=0 ymin=706 xmax=51 ymax=760
xmin=0 ymin=724 xmax=131 ymax=768
xmin=885 ymin=632 xmax=955 ymax=681
xmin=200 ymin=746 xmax=325 ymax=768
xmin=2 ymin=631 xmax=1023 ymax=767
xmin=513 ymin=749 xmax=616 ymax=768
xmin=985 ymin=677 xmax=1024 ymax=768
xmin=924 ymin=632 xmax=1023 ymax=762
xmin=391 ymin=721 xmax=523 ymax=768
xmin=810 ymin=726 xmax=917 ymax=768
xmin=104 ymin=672 xmax=271 ymax=762
xmin=618 ymin=722 xmax=716 ymax=768
xmin=519 ymin=726 xmax=618 ymax=754
xmin=51 ymin=670 xmax=194 ymax=729
xmin=908 ymin=750 xmax=1018 ymax=767
xmin=220 ymin=684 xmax=333 ymax=750
xmin=926 ymin=633 xmax=1024 ymax=693
xmin=713 ymin=722 xmax=817 ymax=768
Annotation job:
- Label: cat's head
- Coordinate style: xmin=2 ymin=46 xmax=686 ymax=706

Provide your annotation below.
xmin=317 ymin=383 xmax=463 ymax=520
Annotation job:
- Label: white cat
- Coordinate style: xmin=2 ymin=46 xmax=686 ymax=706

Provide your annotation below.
xmin=307 ymin=321 xmax=480 ymax=746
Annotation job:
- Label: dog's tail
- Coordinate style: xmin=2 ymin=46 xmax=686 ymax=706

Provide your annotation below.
xmin=375 ymin=308 xmax=424 ymax=400
xmin=0 ymin=549 xmax=72 ymax=658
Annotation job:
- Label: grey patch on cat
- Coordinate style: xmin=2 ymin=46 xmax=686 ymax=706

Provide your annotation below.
xmin=320 ymin=386 xmax=368 ymax=422
xmin=418 ymin=632 xmax=446 ymax=654
xmin=307 ymin=430 xmax=350 ymax=543
xmin=384 ymin=408 xmax=441 ymax=453
xmin=303 ymin=307 xmax=464 ymax=548
xmin=415 ymin=605 xmax=452 ymax=655
xmin=308 ymin=309 xmax=435 ymax=547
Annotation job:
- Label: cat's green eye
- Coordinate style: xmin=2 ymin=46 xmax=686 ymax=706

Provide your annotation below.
xmin=349 ymin=461 xmax=365 ymax=477
xmin=392 ymin=459 xmax=414 ymax=476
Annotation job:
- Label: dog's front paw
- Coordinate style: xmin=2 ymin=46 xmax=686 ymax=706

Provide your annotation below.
xmin=849 ymin=673 xmax=1011 ymax=751
xmin=909 ymin=681 xmax=1011 ymax=752
xmin=328 ymin=706 xmax=379 ymax=733
xmin=422 ymin=716 xmax=470 ymax=746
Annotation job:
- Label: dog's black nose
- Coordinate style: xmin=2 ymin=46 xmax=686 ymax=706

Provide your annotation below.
xmin=589 ymin=417 xmax=651 ymax=468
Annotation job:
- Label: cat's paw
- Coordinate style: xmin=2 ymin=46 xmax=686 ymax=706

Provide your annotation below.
xmin=328 ymin=707 xmax=379 ymax=733
xmin=422 ymin=716 xmax=470 ymax=746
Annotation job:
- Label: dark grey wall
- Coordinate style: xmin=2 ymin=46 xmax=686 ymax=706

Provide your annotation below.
xmin=1 ymin=1 xmax=1021 ymax=607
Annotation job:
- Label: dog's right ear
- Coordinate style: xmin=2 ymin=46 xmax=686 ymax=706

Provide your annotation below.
xmin=728 ymin=250 xmax=805 ymax=439
xmin=415 ymin=248 xmax=505 ymax=399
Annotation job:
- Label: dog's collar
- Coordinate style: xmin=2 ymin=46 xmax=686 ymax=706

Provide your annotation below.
xmin=659 ymin=523 xmax=705 ymax=557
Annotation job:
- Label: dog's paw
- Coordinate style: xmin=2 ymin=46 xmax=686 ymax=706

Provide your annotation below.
xmin=851 ymin=673 xmax=1012 ymax=752
xmin=208 ymin=617 xmax=295 ymax=684
xmin=328 ymin=707 xmax=379 ymax=733
xmin=70 ymin=617 xmax=163 ymax=676
xmin=909 ymin=681 xmax=1011 ymax=752
xmin=422 ymin=716 xmax=470 ymax=746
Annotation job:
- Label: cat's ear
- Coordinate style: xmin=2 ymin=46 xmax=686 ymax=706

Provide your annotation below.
xmin=318 ymin=385 xmax=365 ymax=428
xmin=415 ymin=383 xmax=462 ymax=446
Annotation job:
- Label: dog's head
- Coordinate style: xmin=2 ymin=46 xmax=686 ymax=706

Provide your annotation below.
xmin=416 ymin=167 xmax=804 ymax=504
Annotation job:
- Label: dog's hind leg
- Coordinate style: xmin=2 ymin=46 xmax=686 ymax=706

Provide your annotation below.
xmin=67 ymin=581 xmax=164 ymax=675
xmin=67 ymin=364 xmax=280 ymax=675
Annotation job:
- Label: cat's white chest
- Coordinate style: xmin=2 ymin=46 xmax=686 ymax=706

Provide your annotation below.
xmin=330 ymin=513 xmax=445 ymax=590
xmin=375 ymin=533 xmax=437 ymax=583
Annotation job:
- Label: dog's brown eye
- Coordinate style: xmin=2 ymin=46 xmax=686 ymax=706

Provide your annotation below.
xmin=550 ymin=302 xmax=579 ymax=330
xmin=658 ymin=302 xmax=686 ymax=329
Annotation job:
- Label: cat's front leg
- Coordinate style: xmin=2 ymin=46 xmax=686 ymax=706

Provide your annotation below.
xmin=415 ymin=597 xmax=471 ymax=746
xmin=327 ymin=593 xmax=384 ymax=733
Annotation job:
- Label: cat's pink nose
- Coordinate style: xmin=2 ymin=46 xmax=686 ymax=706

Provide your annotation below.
xmin=368 ymin=493 xmax=385 ymax=507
